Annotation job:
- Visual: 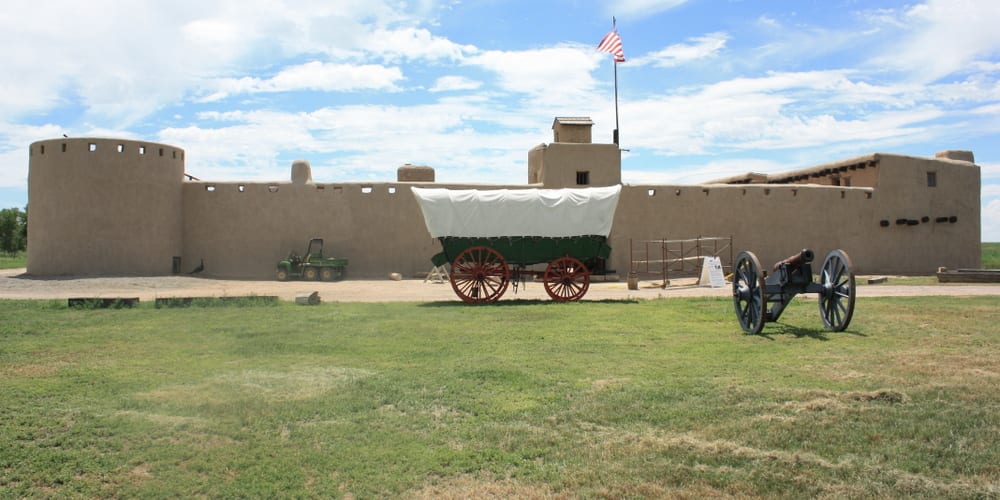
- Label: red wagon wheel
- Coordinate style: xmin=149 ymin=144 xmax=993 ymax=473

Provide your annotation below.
xmin=543 ymin=256 xmax=591 ymax=302
xmin=449 ymin=246 xmax=510 ymax=303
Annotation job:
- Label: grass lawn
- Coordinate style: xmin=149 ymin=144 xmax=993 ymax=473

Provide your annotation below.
xmin=0 ymin=252 xmax=25 ymax=269
xmin=982 ymin=242 xmax=1000 ymax=269
xmin=1 ymin=296 xmax=997 ymax=498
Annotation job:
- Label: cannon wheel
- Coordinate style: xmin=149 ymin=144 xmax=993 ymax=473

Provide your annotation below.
xmin=818 ymin=249 xmax=856 ymax=331
xmin=733 ymin=251 xmax=767 ymax=334
xmin=543 ymin=256 xmax=591 ymax=302
xmin=450 ymin=246 xmax=510 ymax=304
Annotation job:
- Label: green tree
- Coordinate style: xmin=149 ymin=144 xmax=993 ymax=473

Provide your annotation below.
xmin=19 ymin=205 xmax=27 ymax=247
xmin=0 ymin=207 xmax=26 ymax=255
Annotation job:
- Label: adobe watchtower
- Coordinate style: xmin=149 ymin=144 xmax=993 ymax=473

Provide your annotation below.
xmin=27 ymin=138 xmax=185 ymax=275
xmin=528 ymin=116 xmax=621 ymax=188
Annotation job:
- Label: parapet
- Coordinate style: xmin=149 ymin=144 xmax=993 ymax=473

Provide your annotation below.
xmin=291 ymin=159 xmax=313 ymax=185
xmin=935 ymin=150 xmax=975 ymax=163
xmin=397 ymin=164 xmax=435 ymax=182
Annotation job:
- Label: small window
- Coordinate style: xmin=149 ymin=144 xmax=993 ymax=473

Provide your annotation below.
xmin=89 ymin=143 xmax=97 ymax=152
xmin=159 ymin=148 xmax=164 ymax=156
xmin=842 ymin=177 xmax=851 ymax=187
xmin=388 ymin=186 xmax=397 ymax=194
xmin=927 ymin=172 xmax=937 ymax=187
xmin=139 ymin=146 xmax=145 ymax=155
xmin=333 ymin=186 xmax=343 ymax=194
xmin=40 ymin=145 xmax=45 ymax=154
xmin=62 ymin=143 xmax=67 ymax=152
xmin=117 ymin=144 xmax=124 ymax=153
xmin=267 ymin=185 xmax=279 ymax=193
xmin=361 ymin=186 xmax=373 ymax=194
xmin=238 ymin=185 xmax=246 ymax=192
xmin=647 ymin=189 xmax=656 ymax=197
xmin=576 ymin=171 xmax=590 ymax=185
xmin=206 ymin=185 xmax=216 ymax=192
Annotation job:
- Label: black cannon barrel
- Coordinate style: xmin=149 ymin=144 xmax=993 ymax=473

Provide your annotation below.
xmin=773 ymin=248 xmax=814 ymax=271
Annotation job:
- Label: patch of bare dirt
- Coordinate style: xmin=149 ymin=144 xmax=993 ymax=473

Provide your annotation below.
xmin=1 ymin=269 xmax=997 ymax=303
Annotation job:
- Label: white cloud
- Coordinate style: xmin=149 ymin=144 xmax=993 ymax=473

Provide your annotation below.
xmin=159 ymin=99 xmax=544 ymax=185
xmin=201 ymin=62 xmax=405 ymax=101
xmin=430 ymin=76 xmax=483 ymax=92
xmin=0 ymin=0 xmax=436 ymax=124
xmin=982 ymin=199 xmax=1000 ymax=241
xmin=629 ymin=32 xmax=729 ymax=68
xmin=467 ymin=45 xmax=601 ymax=99
xmin=871 ymin=0 xmax=1000 ymax=82
xmin=364 ymin=28 xmax=477 ymax=62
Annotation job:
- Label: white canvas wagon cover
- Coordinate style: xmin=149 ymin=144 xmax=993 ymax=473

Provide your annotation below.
xmin=411 ymin=185 xmax=621 ymax=238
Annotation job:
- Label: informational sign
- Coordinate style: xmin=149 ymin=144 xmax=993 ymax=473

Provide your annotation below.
xmin=699 ymin=256 xmax=727 ymax=288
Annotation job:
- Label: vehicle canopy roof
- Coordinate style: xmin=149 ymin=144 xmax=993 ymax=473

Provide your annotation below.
xmin=411 ymin=185 xmax=621 ymax=238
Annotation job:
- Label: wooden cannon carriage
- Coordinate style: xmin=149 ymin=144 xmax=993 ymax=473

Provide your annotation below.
xmin=412 ymin=185 xmax=621 ymax=303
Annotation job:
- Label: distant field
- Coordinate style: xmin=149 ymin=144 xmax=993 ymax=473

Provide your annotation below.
xmin=0 ymin=252 xmax=25 ymax=269
xmin=982 ymin=242 xmax=1000 ymax=268
xmin=1 ymin=296 xmax=997 ymax=497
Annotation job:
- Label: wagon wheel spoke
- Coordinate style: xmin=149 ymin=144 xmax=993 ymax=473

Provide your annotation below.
xmin=732 ymin=251 xmax=766 ymax=334
xmin=449 ymin=246 xmax=509 ymax=304
xmin=819 ymin=249 xmax=856 ymax=332
xmin=543 ymin=256 xmax=590 ymax=302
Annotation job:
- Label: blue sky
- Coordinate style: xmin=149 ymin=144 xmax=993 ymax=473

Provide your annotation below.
xmin=2 ymin=0 xmax=998 ymax=240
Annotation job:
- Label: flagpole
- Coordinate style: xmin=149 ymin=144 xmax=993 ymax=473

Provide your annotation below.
xmin=612 ymin=17 xmax=620 ymax=146
xmin=597 ymin=17 xmax=624 ymax=146
xmin=613 ymin=56 xmax=620 ymax=146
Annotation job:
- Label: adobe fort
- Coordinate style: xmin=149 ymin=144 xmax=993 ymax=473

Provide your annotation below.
xmin=27 ymin=117 xmax=981 ymax=278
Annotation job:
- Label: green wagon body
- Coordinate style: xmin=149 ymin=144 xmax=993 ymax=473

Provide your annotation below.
xmin=431 ymin=235 xmax=611 ymax=268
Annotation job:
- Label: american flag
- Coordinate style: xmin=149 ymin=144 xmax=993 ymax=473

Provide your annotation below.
xmin=597 ymin=30 xmax=625 ymax=63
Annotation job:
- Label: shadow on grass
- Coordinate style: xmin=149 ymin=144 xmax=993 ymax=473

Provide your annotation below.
xmin=752 ymin=323 xmax=867 ymax=340
xmin=419 ymin=298 xmax=641 ymax=308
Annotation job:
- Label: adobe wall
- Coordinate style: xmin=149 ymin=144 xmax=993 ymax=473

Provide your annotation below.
xmin=606 ymin=153 xmax=980 ymax=275
xmin=179 ymin=181 xmax=526 ymax=279
xmin=866 ymin=154 xmax=981 ymax=271
xmin=27 ymin=138 xmax=184 ymax=275
xmin=24 ymin=138 xmax=981 ymax=279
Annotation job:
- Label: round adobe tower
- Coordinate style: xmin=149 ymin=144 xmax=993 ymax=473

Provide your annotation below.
xmin=27 ymin=138 xmax=185 ymax=275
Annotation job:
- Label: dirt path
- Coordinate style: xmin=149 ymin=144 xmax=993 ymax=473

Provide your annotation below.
xmin=1 ymin=269 xmax=997 ymax=303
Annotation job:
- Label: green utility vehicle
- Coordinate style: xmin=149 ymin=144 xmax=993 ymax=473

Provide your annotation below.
xmin=275 ymin=238 xmax=348 ymax=281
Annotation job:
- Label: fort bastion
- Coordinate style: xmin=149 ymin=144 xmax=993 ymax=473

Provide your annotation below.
xmin=27 ymin=117 xmax=981 ymax=279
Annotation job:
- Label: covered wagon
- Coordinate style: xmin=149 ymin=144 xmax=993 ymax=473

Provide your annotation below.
xmin=412 ymin=185 xmax=621 ymax=303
